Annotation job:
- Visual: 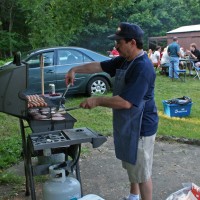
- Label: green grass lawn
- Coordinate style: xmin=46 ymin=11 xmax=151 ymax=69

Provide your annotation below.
xmin=155 ymin=72 xmax=200 ymax=139
xmin=0 ymin=71 xmax=199 ymax=172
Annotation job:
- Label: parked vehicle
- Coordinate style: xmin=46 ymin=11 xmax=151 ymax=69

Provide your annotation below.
xmin=22 ymin=47 xmax=112 ymax=96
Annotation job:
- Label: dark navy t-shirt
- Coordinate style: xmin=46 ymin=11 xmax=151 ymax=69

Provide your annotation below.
xmin=101 ymin=53 xmax=159 ymax=136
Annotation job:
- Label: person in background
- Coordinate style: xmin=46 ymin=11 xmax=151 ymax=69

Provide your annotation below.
xmin=65 ymin=22 xmax=158 ymax=200
xmin=186 ymin=43 xmax=200 ymax=70
xmin=151 ymin=46 xmax=161 ymax=70
xmin=108 ymin=46 xmax=120 ymax=57
xmin=179 ymin=47 xmax=186 ymax=69
xmin=180 ymin=47 xmax=185 ymax=58
xmin=160 ymin=46 xmax=164 ymax=60
xmin=160 ymin=46 xmax=170 ymax=75
xmin=147 ymin=49 xmax=153 ymax=59
xmin=167 ymin=37 xmax=182 ymax=78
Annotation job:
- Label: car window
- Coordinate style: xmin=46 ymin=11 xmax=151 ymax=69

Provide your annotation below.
xmin=84 ymin=54 xmax=93 ymax=62
xmin=57 ymin=49 xmax=92 ymax=65
xmin=26 ymin=52 xmax=54 ymax=68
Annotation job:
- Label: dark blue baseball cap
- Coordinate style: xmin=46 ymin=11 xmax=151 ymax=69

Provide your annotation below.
xmin=108 ymin=22 xmax=144 ymax=40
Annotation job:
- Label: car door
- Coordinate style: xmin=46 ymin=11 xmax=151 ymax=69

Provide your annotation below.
xmin=55 ymin=49 xmax=93 ymax=94
xmin=26 ymin=51 xmax=56 ymax=94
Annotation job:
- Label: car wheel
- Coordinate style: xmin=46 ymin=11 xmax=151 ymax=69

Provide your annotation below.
xmin=86 ymin=76 xmax=110 ymax=96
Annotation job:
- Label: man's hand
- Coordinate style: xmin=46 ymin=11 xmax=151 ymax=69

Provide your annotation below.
xmin=80 ymin=97 xmax=100 ymax=109
xmin=65 ymin=69 xmax=75 ymax=86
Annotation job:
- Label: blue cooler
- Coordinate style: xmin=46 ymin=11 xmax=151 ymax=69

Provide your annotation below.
xmin=162 ymin=100 xmax=193 ymax=117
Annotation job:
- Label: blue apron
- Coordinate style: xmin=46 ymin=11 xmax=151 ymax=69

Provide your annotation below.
xmin=113 ymin=52 xmax=145 ymax=165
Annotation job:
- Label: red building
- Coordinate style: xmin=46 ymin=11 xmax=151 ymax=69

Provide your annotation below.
xmin=167 ymin=25 xmax=200 ymax=50
xmin=148 ymin=24 xmax=200 ymax=50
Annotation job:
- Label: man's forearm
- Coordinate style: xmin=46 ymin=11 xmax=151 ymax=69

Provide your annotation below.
xmin=190 ymin=52 xmax=197 ymax=60
xmin=80 ymin=95 xmax=132 ymax=109
xmin=70 ymin=62 xmax=103 ymax=74
xmin=97 ymin=96 xmax=132 ymax=109
xmin=66 ymin=62 xmax=103 ymax=86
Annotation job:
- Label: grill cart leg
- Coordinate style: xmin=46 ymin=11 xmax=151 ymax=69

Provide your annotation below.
xmin=19 ymin=119 xmax=30 ymax=196
xmin=27 ymin=137 xmax=37 ymax=200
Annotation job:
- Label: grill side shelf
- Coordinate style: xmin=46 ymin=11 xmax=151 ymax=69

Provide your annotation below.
xmin=29 ymin=127 xmax=107 ymax=152
xmin=62 ymin=127 xmax=107 ymax=148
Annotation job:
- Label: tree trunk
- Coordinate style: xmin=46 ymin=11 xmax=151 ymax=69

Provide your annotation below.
xmin=9 ymin=5 xmax=13 ymax=57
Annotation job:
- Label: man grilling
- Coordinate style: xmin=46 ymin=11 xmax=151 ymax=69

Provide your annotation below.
xmin=65 ymin=22 xmax=158 ymax=200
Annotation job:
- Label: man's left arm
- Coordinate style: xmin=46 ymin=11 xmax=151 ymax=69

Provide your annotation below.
xmin=80 ymin=95 xmax=132 ymax=109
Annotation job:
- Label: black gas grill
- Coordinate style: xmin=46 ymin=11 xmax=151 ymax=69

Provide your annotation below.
xmin=0 ymin=62 xmax=107 ymax=200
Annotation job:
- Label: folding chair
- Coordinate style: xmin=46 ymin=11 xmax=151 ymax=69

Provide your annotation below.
xmin=188 ymin=60 xmax=200 ymax=80
xmin=193 ymin=66 xmax=200 ymax=80
xmin=171 ymin=61 xmax=186 ymax=82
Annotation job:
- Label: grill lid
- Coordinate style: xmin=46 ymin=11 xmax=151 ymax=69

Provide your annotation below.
xmin=0 ymin=62 xmax=68 ymax=119
xmin=0 ymin=63 xmax=28 ymax=118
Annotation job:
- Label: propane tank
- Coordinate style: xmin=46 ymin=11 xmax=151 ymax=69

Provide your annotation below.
xmin=43 ymin=165 xmax=81 ymax=200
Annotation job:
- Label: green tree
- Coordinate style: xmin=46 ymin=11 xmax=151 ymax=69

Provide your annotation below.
xmin=18 ymin=0 xmax=119 ymax=49
xmin=0 ymin=0 xmax=16 ymax=57
xmin=71 ymin=0 xmax=136 ymax=53
xmin=0 ymin=0 xmax=28 ymax=58
xmin=1 ymin=0 xmax=200 ymax=58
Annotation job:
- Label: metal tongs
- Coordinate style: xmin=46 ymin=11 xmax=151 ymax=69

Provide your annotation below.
xmin=57 ymin=84 xmax=71 ymax=110
xmin=62 ymin=83 xmax=71 ymax=98
xmin=58 ymin=84 xmax=81 ymax=112
xmin=65 ymin=106 xmax=81 ymax=111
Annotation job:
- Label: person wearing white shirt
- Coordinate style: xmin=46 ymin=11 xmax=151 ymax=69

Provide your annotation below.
xmin=151 ymin=46 xmax=161 ymax=69
xmin=160 ymin=46 xmax=170 ymax=75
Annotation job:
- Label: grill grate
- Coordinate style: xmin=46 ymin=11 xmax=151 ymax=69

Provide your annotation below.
xmin=31 ymin=132 xmax=68 ymax=146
